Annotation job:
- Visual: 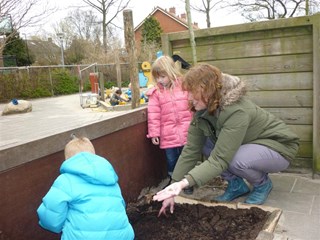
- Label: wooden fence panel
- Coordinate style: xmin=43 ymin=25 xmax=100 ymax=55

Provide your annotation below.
xmin=177 ymin=35 xmax=312 ymax=61
xmin=247 ymin=90 xmax=312 ymax=107
xmin=289 ymin=125 xmax=312 ymax=141
xmin=243 ymin=72 xmax=313 ymax=90
xmin=265 ymin=108 xmax=312 ymax=125
xmin=207 ymin=54 xmax=313 ymax=75
xmin=162 ymin=14 xmax=320 ymax=172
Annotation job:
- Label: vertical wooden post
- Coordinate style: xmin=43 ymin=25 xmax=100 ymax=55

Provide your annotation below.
xmin=48 ymin=67 xmax=54 ymax=96
xmin=115 ymin=49 xmax=122 ymax=88
xmin=161 ymin=34 xmax=172 ymax=55
xmin=123 ymin=9 xmax=140 ymax=109
xmin=98 ymin=72 xmax=105 ymax=100
xmin=185 ymin=0 xmax=197 ymax=64
xmin=312 ymin=15 xmax=320 ymax=174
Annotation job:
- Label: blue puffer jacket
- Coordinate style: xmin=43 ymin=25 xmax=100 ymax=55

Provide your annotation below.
xmin=37 ymin=152 xmax=134 ymax=240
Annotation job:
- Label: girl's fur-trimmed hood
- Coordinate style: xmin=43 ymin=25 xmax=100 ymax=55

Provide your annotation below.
xmin=219 ymin=73 xmax=247 ymax=109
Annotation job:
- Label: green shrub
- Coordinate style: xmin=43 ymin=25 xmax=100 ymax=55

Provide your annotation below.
xmin=105 ymin=81 xmax=117 ymax=89
xmin=122 ymin=80 xmax=130 ymax=88
xmin=52 ymin=69 xmax=78 ymax=95
xmin=103 ymin=80 xmax=130 ymax=89
xmin=21 ymin=87 xmax=52 ymax=99
xmin=0 ymin=65 xmax=132 ymax=102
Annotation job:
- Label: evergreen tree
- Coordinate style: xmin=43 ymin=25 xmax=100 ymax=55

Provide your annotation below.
xmin=141 ymin=17 xmax=163 ymax=46
xmin=3 ymin=33 xmax=34 ymax=66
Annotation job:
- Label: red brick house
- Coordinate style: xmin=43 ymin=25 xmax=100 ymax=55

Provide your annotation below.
xmin=134 ymin=6 xmax=199 ymax=50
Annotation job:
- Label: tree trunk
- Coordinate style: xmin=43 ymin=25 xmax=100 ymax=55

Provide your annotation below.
xmin=123 ymin=9 xmax=140 ymax=109
xmin=185 ymin=0 xmax=197 ymax=64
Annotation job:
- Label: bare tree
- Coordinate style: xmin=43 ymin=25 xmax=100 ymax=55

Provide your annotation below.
xmin=82 ymin=0 xmax=131 ymax=53
xmin=64 ymin=9 xmax=101 ymax=42
xmin=52 ymin=6 xmax=125 ymax=65
xmin=54 ymin=8 xmax=102 ymax=50
xmin=190 ymin=0 xmax=224 ymax=28
xmin=0 ymin=0 xmax=56 ymax=50
xmin=0 ymin=0 xmax=55 ymax=30
xmin=306 ymin=0 xmax=320 ymax=15
xmin=229 ymin=0 xmax=319 ymax=21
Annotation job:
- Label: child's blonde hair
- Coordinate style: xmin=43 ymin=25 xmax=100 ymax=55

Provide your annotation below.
xmin=151 ymin=56 xmax=182 ymax=89
xmin=64 ymin=136 xmax=95 ymax=159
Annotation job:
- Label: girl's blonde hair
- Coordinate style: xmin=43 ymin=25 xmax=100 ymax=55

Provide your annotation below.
xmin=64 ymin=136 xmax=95 ymax=159
xmin=182 ymin=63 xmax=222 ymax=114
xmin=151 ymin=55 xmax=183 ymax=89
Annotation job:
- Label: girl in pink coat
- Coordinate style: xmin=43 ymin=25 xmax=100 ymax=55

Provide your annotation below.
xmin=146 ymin=56 xmax=193 ymax=186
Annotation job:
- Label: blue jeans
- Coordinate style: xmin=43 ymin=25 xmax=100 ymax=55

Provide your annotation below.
xmin=165 ymin=146 xmax=184 ymax=176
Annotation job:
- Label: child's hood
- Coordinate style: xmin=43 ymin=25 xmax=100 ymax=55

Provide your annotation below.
xmin=60 ymin=152 xmax=118 ymax=186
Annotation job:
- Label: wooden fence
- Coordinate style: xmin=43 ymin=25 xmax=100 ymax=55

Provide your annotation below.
xmin=161 ymin=14 xmax=320 ymax=173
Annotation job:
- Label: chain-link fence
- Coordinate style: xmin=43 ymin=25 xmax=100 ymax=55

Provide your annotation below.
xmin=0 ymin=63 xmax=132 ymax=102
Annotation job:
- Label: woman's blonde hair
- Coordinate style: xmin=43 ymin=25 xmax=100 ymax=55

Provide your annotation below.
xmin=64 ymin=136 xmax=95 ymax=159
xmin=151 ymin=55 xmax=183 ymax=89
xmin=182 ymin=63 xmax=222 ymax=114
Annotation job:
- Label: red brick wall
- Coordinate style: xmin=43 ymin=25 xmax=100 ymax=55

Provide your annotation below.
xmin=134 ymin=10 xmax=188 ymax=50
xmin=153 ymin=11 xmax=188 ymax=33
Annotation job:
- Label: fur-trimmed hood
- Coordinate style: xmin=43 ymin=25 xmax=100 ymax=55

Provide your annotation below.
xmin=219 ymin=73 xmax=247 ymax=109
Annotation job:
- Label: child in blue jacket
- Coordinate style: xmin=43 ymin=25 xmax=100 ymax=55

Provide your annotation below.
xmin=37 ymin=136 xmax=134 ymax=240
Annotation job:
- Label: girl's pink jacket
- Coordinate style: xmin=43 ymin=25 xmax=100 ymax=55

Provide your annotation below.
xmin=146 ymin=80 xmax=193 ymax=149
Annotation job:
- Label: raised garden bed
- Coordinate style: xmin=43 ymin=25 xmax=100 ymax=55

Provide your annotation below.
xmin=128 ymin=196 xmax=281 ymax=240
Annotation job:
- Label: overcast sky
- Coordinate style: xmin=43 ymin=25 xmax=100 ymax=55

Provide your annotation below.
xmin=21 ymin=0 xmax=245 ymax=37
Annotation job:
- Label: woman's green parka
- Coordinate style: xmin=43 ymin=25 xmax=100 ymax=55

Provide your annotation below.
xmin=172 ymin=82 xmax=299 ymax=188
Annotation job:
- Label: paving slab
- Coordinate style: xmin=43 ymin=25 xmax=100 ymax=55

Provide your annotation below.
xmin=269 ymin=173 xmax=320 ymax=240
xmin=0 ymin=94 xmax=140 ymax=151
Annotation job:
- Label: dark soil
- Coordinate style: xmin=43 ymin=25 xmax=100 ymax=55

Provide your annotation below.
xmin=128 ymin=201 xmax=270 ymax=240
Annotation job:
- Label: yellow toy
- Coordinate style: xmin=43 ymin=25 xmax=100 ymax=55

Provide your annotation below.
xmin=141 ymin=61 xmax=155 ymax=88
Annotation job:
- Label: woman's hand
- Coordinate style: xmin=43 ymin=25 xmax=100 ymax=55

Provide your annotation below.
xmin=157 ymin=197 xmax=175 ymax=216
xmin=153 ymin=181 xmax=184 ymax=201
xmin=151 ymin=137 xmax=160 ymax=145
xmin=153 ymin=179 xmax=189 ymax=216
